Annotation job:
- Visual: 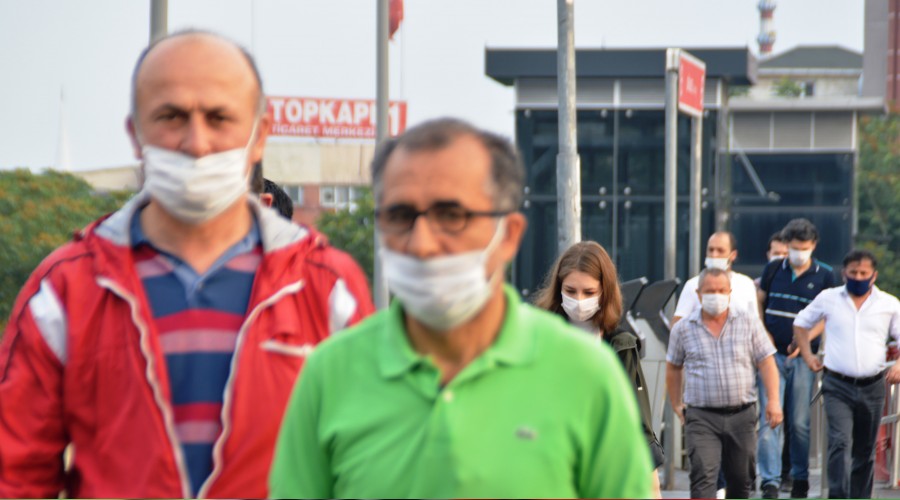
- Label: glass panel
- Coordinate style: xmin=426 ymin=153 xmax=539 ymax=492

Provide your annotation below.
xmin=284 ymin=185 xmax=303 ymax=206
xmin=514 ymin=109 xmax=715 ymax=291
xmin=732 ymin=153 xmax=853 ymax=207
xmin=320 ymin=186 xmax=335 ymax=206
xmin=335 ymin=186 xmax=349 ymax=206
xmin=730 ymin=208 xmax=851 ymax=280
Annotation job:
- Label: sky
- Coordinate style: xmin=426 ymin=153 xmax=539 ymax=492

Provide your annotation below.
xmin=0 ymin=0 xmax=864 ymax=172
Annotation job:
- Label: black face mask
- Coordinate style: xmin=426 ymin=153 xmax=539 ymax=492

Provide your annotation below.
xmin=846 ymin=276 xmax=874 ymax=296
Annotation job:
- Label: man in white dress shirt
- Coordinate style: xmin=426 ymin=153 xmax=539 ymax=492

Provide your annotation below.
xmin=795 ymin=249 xmax=900 ymax=499
xmin=673 ymin=231 xmax=758 ymax=325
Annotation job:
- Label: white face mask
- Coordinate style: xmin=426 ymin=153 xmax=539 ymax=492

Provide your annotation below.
xmin=700 ymin=293 xmax=730 ymax=316
xmin=788 ymin=248 xmax=813 ymax=267
xmin=381 ymin=218 xmax=506 ymax=332
xmin=141 ymin=121 xmax=259 ymax=224
xmin=769 ymin=255 xmax=787 ymax=263
xmin=704 ymin=257 xmax=730 ymax=271
xmin=561 ymin=293 xmax=600 ymax=322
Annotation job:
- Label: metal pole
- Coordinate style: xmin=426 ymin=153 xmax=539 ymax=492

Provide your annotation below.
xmin=662 ymin=48 xmax=680 ymax=491
xmin=373 ymin=0 xmax=390 ymax=310
xmin=716 ymin=81 xmax=731 ymax=232
xmin=150 ymin=0 xmax=167 ymax=43
xmin=688 ymin=115 xmax=703 ymax=277
xmin=664 ymin=49 xmax=678 ymax=281
xmin=556 ymin=0 xmax=581 ymax=255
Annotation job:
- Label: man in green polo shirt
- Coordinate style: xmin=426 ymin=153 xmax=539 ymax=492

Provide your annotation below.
xmin=270 ymin=117 xmax=652 ymax=499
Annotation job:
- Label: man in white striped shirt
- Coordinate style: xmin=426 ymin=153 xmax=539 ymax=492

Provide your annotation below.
xmin=795 ymin=249 xmax=900 ymax=499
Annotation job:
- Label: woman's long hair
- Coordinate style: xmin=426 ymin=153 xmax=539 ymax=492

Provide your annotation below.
xmin=532 ymin=241 xmax=623 ymax=334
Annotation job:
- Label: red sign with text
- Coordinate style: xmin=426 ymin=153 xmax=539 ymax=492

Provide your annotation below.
xmin=677 ymin=52 xmax=706 ymax=117
xmin=267 ymin=96 xmax=408 ymax=139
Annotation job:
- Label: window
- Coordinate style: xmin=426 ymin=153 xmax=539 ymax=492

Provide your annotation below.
xmin=320 ymin=185 xmax=364 ymax=211
xmin=283 ymin=185 xmax=303 ymax=206
xmin=802 ymin=81 xmax=815 ymax=97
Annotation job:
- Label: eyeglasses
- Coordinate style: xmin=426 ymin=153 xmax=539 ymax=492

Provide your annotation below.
xmin=375 ymin=202 xmax=510 ymax=234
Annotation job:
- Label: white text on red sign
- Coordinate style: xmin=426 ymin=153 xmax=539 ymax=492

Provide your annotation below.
xmin=267 ymin=97 xmax=408 ymax=139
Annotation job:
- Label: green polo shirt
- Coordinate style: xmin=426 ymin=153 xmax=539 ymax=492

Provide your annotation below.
xmin=270 ymin=285 xmax=652 ymax=499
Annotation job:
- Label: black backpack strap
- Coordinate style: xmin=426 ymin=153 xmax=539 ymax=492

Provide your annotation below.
xmin=761 ymin=258 xmax=784 ymax=309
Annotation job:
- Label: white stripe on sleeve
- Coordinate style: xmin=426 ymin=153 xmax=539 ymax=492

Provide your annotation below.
xmin=328 ymin=278 xmax=358 ymax=334
xmin=28 ymin=279 xmax=68 ymax=364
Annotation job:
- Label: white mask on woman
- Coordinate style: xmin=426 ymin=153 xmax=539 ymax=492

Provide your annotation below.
xmin=560 ymin=293 xmax=600 ymax=322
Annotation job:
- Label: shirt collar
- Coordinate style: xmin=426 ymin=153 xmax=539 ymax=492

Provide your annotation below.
xmin=377 ymin=284 xmax=535 ymax=379
xmin=687 ymin=306 xmax=735 ymax=325
xmin=129 ymin=206 xmax=261 ymax=254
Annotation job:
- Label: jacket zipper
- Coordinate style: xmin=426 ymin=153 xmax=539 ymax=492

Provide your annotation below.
xmin=96 ymin=277 xmax=192 ymax=498
xmin=197 ymin=279 xmax=305 ymax=498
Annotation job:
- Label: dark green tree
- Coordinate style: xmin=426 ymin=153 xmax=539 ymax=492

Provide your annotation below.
xmin=315 ymin=188 xmax=375 ymax=284
xmin=856 ymin=114 xmax=900 ymax=295
xmin=0 ymin=169 xmax=131 ymax=331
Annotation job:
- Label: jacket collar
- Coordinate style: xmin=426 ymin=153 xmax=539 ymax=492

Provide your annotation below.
xmin=93 ymin=190 xmax=310 ymax=254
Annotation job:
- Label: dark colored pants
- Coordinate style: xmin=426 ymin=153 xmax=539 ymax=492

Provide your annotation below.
xmin=823 ymin=372 xmax=885 ymax=499
xmin=685 ymin=405 xmax=758 ymax=499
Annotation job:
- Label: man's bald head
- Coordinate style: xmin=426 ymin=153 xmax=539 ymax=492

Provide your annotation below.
xmin=130 ymin=30 xmax=266 ymax=119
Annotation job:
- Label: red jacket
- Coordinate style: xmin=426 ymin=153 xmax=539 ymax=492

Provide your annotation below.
xmin=0 ymin=195 xmax=374 ymax=498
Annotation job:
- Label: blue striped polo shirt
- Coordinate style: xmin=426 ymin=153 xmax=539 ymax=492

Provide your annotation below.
xmin=761 ymin=257 xmax=838 ymax=355
xmin=130 ymin=211 xmax=261 ymax=495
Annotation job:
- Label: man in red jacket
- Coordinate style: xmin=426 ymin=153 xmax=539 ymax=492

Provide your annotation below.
xmin=0 ymin=30 xmax=373 ymax=498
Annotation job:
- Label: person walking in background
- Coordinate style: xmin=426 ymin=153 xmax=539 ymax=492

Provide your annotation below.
xmin=0 ymin=30 xmax=373 ymax=498
xmin=671 ymin=231 xmax=759 ymax=498
xmin=667 ymin=268 xmax=783 ymax=499
xmin=269 ymin=117 xmax=652 ymax=498
xmin=757 ymin=218 xmax=838 ymax=499
xmin=250 ymin=161 xmax=295 ymax=220
xmin=755 ymin=231 xmax=789 ymax=289
xmin=755 ymin=230 xmax=793 ymax=492
xmin=794 ymin=249 xmax=900 ymax=499
xmin=672 ymin=231 xmax=758 ymax=325
xmin=533 ymin=240 xmax=664 ymax=498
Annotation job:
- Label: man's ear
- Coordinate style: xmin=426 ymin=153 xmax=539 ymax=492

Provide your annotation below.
xmin=260 ymin=193 xmax=274 ymax=208
xmin=126 ymin=116 xmax=143 ymax=160
xmin=498 ymin=212 xmax=528 ymax=263
xmin=249 ymin=113 xmax=271 ymax=165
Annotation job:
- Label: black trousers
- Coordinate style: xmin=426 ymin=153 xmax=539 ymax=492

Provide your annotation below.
xmin=685 ymin=404 xmax=757 ymax=499
xmin=823 ymin=372 xmax=885 ymax=499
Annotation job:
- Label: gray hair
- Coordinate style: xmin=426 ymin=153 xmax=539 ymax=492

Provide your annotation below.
xmin=370 ymin=118 xmax=525 ymax=212
xmin=129 ymin=29 xmax=267 ymax=119
xmin=697 ymin=267 xmax=732 ymax=291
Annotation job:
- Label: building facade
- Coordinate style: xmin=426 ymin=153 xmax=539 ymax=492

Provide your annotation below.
xmin=486 ymin=46 xmax=877 ymax=295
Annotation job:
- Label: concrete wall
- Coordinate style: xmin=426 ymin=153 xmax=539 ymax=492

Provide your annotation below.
xmin=262 ymin=141 xmax=374 ymax=185
xmin=862 ymin=0 xmax=889 ymax=98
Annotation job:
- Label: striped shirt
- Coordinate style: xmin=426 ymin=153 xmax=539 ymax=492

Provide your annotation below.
xmin=760 ymin=258 xmax=838 ymax=354
xmin=667 ymin=308 xmax=776 ymax=408
xmin=131 ymin=212 xmax=261 ymax=495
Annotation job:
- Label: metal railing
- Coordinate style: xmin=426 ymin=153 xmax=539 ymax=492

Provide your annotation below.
xmin=809 ymin=360 xmax=900 ymax=495
xmin=882 ymin=363 xmax=900 ymax=489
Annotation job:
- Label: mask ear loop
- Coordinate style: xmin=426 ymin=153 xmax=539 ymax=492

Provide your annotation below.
xmin=483 ymin=217 xmax=509 ymax=287
xmin=241 ymin=118 xmax=263 ymax=188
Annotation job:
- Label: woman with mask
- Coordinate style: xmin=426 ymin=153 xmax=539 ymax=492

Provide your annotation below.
xmin=533 ymin=241 xmax=664 ymax=498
